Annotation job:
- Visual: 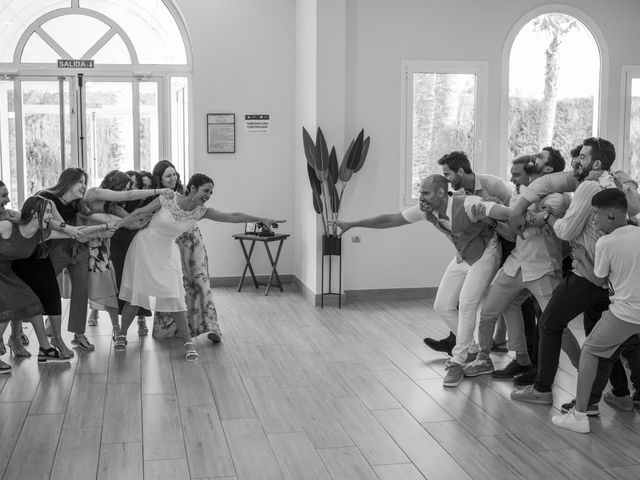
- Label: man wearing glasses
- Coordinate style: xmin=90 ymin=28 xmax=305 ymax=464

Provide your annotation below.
xmin=510 ymin=137 xmax=640 ymax=412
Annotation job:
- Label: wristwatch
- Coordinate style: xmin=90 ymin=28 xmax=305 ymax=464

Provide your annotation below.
xmin=59 ymin=222 xmax=67 ymax=229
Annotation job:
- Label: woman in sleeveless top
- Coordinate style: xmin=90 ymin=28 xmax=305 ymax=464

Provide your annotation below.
xmin=0 ymin=196 xmax=74 ymax=372
xmin=0 ymin=180 xmax=27 ymax=357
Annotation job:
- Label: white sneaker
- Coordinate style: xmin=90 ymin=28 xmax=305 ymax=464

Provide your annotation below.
xmin=552 ymin=407 xmax=590 ymax=434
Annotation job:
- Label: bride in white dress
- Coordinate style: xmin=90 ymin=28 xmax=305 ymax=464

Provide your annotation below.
xmin=116 ymin=173 xmax=284 ymax=360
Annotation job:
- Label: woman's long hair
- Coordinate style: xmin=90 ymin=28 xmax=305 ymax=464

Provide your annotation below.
xmin=99 ymin=170 xmax=132 ymax=214
xmin=125 ymin=170 xmax=144 ymax=190
xmin=21 ymin=196 xmax=53 ymax=257
xmin=152 ymin=160 xmax=183 ymax=194
xmin=139 ymin=170 xmax=153 ymax=189
xmin=41 ymin=167 xmax=88 ymax=211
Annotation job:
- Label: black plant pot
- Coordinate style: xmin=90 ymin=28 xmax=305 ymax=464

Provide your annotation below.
xmin=322 ymin=234 xmax=341 ymax=256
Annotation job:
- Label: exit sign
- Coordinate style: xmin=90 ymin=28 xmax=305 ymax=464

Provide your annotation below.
xmin=57 ymin=59 xmax=94 ymax=68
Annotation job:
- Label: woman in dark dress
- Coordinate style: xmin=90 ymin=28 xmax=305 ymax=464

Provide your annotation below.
xmin=0 ymin=180 xmax=25 ymax=357
xmin=13 ymin=169 xmax=111 ymax=356
xmin=0 ymin=196 xmax=72 ymax=372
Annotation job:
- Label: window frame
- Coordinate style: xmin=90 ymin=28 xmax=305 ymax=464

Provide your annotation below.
xmin=399 ymin=59 xmax=488 ymax=206
xmin=500 ymin=4 xmax=608 ymax=179
xmin=619 ymin=66 xmax=640 ymax=181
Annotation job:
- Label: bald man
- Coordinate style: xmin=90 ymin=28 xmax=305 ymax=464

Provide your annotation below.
xmin=335 ymin=174 xmax=508 ymax=387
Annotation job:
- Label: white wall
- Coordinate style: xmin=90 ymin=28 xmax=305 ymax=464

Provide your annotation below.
xmin=175 ymin=0 xmax=295 ymax=279
xmin=175 ymin=0 xmax=640 ymax=292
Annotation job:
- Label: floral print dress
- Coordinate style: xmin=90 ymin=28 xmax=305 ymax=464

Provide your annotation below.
xmin=152 ymin=225 xmax=220 ymax=338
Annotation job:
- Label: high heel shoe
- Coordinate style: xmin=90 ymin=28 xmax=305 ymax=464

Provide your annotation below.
xmin=0 ymin=359 xmax=11 ymax=374
xmin=50 ymin=337 xmax=74 ymax=359
xmin=8 ymin=337 xmax=31 ymax=357
xmin=20 ymin=328 xmax=30 ymax=345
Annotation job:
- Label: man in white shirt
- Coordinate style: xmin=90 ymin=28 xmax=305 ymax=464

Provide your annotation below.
xmin=552 ymin=189 xmax=640 ymax=433
xmin=424 ymin=151 xmax=513 ymax=356
xmin=335 ymin=174 xmax=506 ymax=387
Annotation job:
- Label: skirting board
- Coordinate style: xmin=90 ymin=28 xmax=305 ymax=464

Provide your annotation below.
xmin=344 ymin=287 xmax=437 ymax=303
xmin=210 ymin=275 xmax=436 ymax=305
xmin=210 ymin=274 xmax=295 ymax=288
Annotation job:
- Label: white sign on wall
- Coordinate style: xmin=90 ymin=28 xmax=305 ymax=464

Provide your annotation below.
xmin=244 ymin=114 xmax=270 ymax=133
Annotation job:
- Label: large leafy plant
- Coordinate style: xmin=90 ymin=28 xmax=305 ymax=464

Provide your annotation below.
xmin=303 ymin=127 xmax=370 ymax=236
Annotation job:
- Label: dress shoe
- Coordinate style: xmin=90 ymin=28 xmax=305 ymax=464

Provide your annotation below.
xmin=423 ymin=332 xmax=455 ymax=356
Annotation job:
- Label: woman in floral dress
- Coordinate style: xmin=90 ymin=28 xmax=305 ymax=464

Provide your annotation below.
xmin=151 ymin=161 xmax=222 ymax=343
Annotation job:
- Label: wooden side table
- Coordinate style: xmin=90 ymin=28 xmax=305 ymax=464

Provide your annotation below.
xmin=232 ymin=233 xmax=290 ymax=295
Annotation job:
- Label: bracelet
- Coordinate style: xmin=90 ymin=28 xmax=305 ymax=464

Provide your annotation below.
xmin=488 ymin=219 xmax=498 ymax=230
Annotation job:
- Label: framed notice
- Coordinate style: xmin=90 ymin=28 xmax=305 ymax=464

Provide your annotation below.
xmin=207 ymin=113 xmax=235 ymax=153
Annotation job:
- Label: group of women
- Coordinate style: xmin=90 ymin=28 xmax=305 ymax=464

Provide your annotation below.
xmin=0 ymin=161 xmax=282 ymax=371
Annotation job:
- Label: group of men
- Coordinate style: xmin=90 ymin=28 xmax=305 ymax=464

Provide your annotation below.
xmin=335 ymin=137 xmax=640 ymax=434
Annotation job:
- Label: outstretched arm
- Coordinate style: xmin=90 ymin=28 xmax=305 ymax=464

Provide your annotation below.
xmin=202 ymin=208 xmax=285 ymax=226
xmin=333 ymin=213 xmax=409 ymax=236
xmin=114 ymin=197 xmax=162 ymax=230
xmin=85 ymin=186 xmax=172 ymax=203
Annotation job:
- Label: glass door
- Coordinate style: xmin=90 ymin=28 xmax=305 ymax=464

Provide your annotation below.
xmin=0 ymin=78 xmax=71 ymax=206
xmin=21 ymin=79 xmax=71 ymax=197
xmin=82 ymin=77 xmax=160 ymax=186
xmin=0 ymin=74 xmax=162 ymax=206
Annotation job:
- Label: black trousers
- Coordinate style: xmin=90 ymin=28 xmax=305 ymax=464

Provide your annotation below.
xmin=535 ymin=272 xmax=640 ymax=404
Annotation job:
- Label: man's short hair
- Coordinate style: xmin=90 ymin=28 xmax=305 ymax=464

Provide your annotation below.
xmin=583 ymin=137 xmax=615 ymax=170
xmin=591 ymin=188 xmax=627 ymax=211
xmin=570 ymin=144 xmax=582 ymax=159
xmin=437 ymin=151 xmax=472 ymax=174
xmin=511 ymin=155 xmax=531 ymax=166
xmin=424 ymin=174 xmax=449 ymax=192
xmin=541 ymin=147 xmax=565 ymax=172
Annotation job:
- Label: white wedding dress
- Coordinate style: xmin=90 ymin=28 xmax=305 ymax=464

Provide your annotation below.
xmin=119 ymin=191 xmax=207 ymax=312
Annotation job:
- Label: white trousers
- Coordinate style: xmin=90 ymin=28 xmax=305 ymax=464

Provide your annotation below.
xmin=433 ymin=242 xmax=501 ymax=365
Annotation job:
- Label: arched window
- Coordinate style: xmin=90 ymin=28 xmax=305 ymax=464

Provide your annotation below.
xmin=0 ymin=0 xmax=191 ymax=206
xmin=504 ymin=8 xmax=603 ymax=175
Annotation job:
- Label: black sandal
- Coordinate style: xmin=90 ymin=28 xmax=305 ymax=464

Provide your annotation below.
xmin=37 ymin=347 xmax=70 ymax=364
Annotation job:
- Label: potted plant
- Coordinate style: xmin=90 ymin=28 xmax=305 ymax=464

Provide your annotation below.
xmin=302 ymin=126 xmax=371 ymax=255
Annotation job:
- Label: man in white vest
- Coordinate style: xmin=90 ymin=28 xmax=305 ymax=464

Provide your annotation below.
xmin=335 ymin=174 xmax=507 ymax=387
